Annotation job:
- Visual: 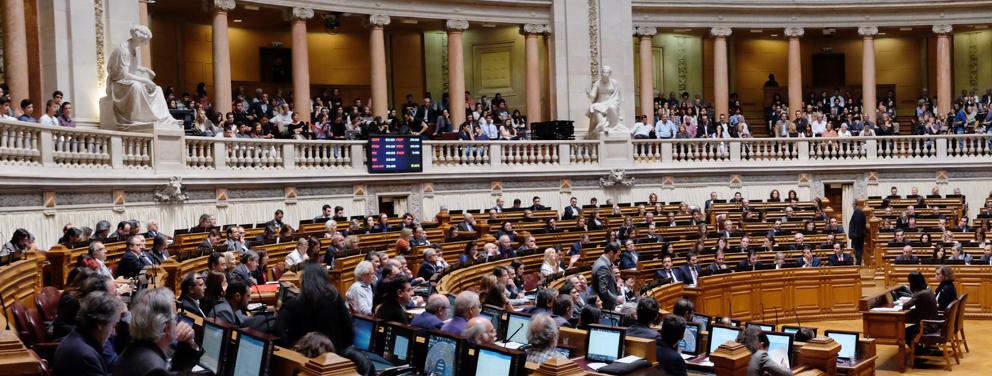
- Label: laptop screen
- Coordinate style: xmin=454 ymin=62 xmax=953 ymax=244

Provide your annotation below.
xmin=505 ymin=313 xmax=530 ymax=344
xmin=708 ymin=326 xmax=742 ymax=355
xmin=679 ymin=322 xmax=700 ymax=355
xmin=353 ymin=316 xmax=375 ymax=351
xmin=587 ymin=327 xmax=624 ymax=362
xmin=233 ymin=334 xmax=266 ymax=376
xmin=476 ymin=348 xmax=513 ymax=375
xmin=826 ymin=332 xmax=858 ymax=360
xmin=200 ymin=322 xmax=226 ymax=374
xmin=763 ymin=332 xmax=794 ymax=368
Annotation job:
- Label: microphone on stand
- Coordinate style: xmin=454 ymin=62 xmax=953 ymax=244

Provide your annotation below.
xmin=773 ymin=305 xmax=779 ymax=327
xmin=504 ymin=323 xmax=525 ymax=347
xmin=759 ymin=302 xmax=764 ymax=321
xmin=793 ymin=308 xmax=802 ymax=328
xmin=727 ymin=297 xmax=732 ymax=323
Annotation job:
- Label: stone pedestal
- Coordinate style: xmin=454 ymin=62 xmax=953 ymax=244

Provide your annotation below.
xmin=153 ymin=128 xmax=188 ymax=173
xmin=599 ymin=132 xmax=632 ymax=166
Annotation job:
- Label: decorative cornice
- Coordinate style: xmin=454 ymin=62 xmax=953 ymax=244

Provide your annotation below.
xmin=283 ymin=7 xmax=314 ymax=21
xmin=523 ymin=23 xmax=551 ymax=35
xmin=932 ymin=24 xmax=953 ymax=34
xmin=857 ymin=26 xmax=878 ymax=37
xmin=710 ymin=27 xmax=732 ymax=38
xmin=202 ymin=0 xmax=236 ymax=12
xmin=784 ymin=27 xmax=804 ymax=38
xmin=446 ymin=19 xmax=469 ymax=31
xmin=369 ymin=14 xmax=391 ymax=27
xmin=633 ymin=26 xmax=658 ymax=37
xmin=95 ymin=0 xmax=106 ymax=88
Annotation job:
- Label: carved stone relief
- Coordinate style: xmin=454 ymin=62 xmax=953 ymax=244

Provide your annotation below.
xmin=55 ymin=191 xmax=112 ymax=206
xmin=587 ymin=0 xmax=600 ymax=81
xmin=0 ymin=193 xmax=43 ymax=208
xmin=225 ymin=188 xmax=283 ymax=200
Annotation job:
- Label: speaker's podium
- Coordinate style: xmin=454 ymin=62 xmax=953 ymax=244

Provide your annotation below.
xmin=532 ymin=120 xmax=575 ymax=140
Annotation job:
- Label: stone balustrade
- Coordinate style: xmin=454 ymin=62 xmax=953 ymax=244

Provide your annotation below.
xmin=1 ymin=119 xmax=991 ymax=179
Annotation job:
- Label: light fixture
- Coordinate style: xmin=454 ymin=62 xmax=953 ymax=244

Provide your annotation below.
xmin=750 ymin=29 xmax=762 ymax=33
xmin=878 ymin=32 xmax=885 ymax=35
xmin=976 ymin=25 xmax=989 ymax=29
xmin=770 ymin=34 xmax=778 ymax=37
xmin=400 ymin=19 xmax=418 ymax=24
xmin=233 ymin=19 xmax=242 ymax=23
xmin=482 ymin=24 xmax=496 ymax=28
xmin=899 ymin=27 xmax=912 ymax=31
xmin=244 ymin=5 xmax=259 ymax=10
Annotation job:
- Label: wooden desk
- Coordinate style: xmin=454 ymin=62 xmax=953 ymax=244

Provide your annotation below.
xmin=859 ymin=285 xmax=908 ymax=373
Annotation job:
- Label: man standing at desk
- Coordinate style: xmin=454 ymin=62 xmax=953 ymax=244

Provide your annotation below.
xmin=592 ymin=242 xmax=624 ymax=310
xmin=849 ymin=198 xmax=867 ymax=265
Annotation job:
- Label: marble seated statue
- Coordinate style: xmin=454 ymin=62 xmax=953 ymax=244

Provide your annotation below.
xmin=587 ymin=65 xmax=627 ymax=136
xmin=101 ymin=25 xmax=182 ymax=132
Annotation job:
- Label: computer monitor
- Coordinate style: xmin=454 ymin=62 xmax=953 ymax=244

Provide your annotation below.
xmin=679 ymin=321 xmax=702 ymax=355
xmin=824 ymin=330 xmax=859 ymax=360
xmin=481 ymin=304 xmax=505 ymax=340
xmin=231 ymin=328 xmax=274 ymax=376
xmin=473 ymin=344 xmax=527 ymax=376
xmin=691 ymin=313 xmax=712 ymax=332
xmin=200 ymin=319 xmax=232 ymax=375
xmin=555 ymin=344 xmax=577 ymax=359
xmin=353 ymin=315 xmax=378 ymax=352
xmin=377 ymin=321 xmax=417 ymax=365
xmin=745 ymin=322 xmax=775 ymax=331
xmin=422 ymin=330 xmax=464 ymax=376
xmin=173 ymin=314 xmax=198 ymax=346
xmin=447 ymin=294 xmax=458 ymax=319
xmin=781 ymin=326 xmax=800 ymax=334
xmin=599 ymin=310 xmax=622 ymax=326
xmin=762 ymin=331 xmax=795 ymax=368
xmin=504 ymin=312 xmax=532 ymax=344
xmin=585 ymin=325 xmax=626 ymax=363
xmin=706 ymin=325 xmax=742 ymax=355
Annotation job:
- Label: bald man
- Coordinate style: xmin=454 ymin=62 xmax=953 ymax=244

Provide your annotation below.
xmin=463 ymin=317 xmax=497 ymax=347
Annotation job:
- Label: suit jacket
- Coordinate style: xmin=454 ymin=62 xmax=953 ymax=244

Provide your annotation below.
xmin=656 ymin=340 xmax=689 ymax=376
xmin=564 ymin=206 xmax=581 ymax=220
xmin=417 ymin=105 xmax=436 ymax=123
xmin=619 ymin=251 xmax=640 ymax=270
xmin=232 ymin=263 xmax=254 ymax=284
xmin=849 ymin=208 xmax=867 ymax=239
xmin=375 ymin=299 xmax=411 ymax=325
xmin=747 ymin=349 xmax=792 ymax=376
xmin=418 ymin=261 xmax=437 ymax=280
xmin=323 ymin=245 xmax=344 ymax=265
xmin=735 ymin=260 xmax=763 ymax=271
xmin=409 ymin=311 xmax=444 ymax=335
xmin=112 ymin=339 xmax=202 ymax=376
xmin=824 ymin=225 xmax=845 ymax=234
xmin=707 ymin=262 xmax=729 ymax=272
xmin=51 ymin=328 xmax=114 ymax=376
xmin=208 ymin=299 xmax=242 ymax=326
xmin=828 ymin=253 xmax=853 ymax=266
xmin=500 ymin=246 xmax=518 ymax=259
xmin=654 ymin=268 xmax=681 ymax=283
xmin=795 ymin=256 xmax=822 ymax=267
xmin=677 ymin=264 xmax=702 ymax=285
xmin=117 ymin=250 xmax=152 ymax=279
xmin=250 ymin=101 xmax=273 ymax=119
xmin=458 ymin=221 xmax=477 ymax=232
xmin=591 ymin=255 xmax=620 ymax=310
xmin=626 ymin=322 xmax=667 ymax=370
xmin=179 ymin=295 xmax=206 ymax=317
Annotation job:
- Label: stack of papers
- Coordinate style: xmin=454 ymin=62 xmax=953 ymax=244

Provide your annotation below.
xmin=870 ymin=306 xmax=902 ymax=312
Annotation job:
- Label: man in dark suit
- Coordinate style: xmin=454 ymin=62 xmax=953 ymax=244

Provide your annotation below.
xmin=641 ymin=223 xmax=664 ymax=243
xmin=374 ymin=275 xmax=413 ymax=325
xmin=767 ymin=220 xmax=785 ymax=237
xmin=498 ymin=235 xmax=517 ymax=259
xmin=458 ymin=213 xmax=478 ymax=232
xmin=656 ymin=314 xmax=689 ymax=376
xmin=707 ymin=250 xmax=730 ymax=272
xmin=209 ymin=278 xmax=250 ymax=326
xmin=417 ymin=98 xmax=437 ymax=123
xmin=894 ymin=245 xmax=919 ymax=262
xmin=735 ymin=250 xmax=763 ymax=271
xmin=827 ymin=243 xmax=854 ymax=266
xmin=563 ymin=197 xmax=581 ymax=220
xmin=823 ymin=217 xmax=845 ymax=234
xmin=677 ymin=252 xmax=702 ymax=285
xmin=626 ymin=297 xmax=685 ymax=376
xmin=543 ymin=217 xmax=561 ymax=233
xmin=887 ymin=229 xmax=911 ymax=248
xmin=849 ymin=199 xmax=867 ymax=265
xmin=591 ymin=242 xmax=623 ymax=310
xmin=619 ymin=239 xmax=640 ymax=270
xmin=118 ymin=235 xmax=154 ymax=279
xmin=704 ymin=192 xmax=718 ymax=212
xmin=529 ymin=196 xmax=549 ymax=211
xmin=323 ymin=234 xmax=345 ymax=266
xmin=418 ymin=249 xmax=439 ymax=281
xmin=178 ymin=272 xmax=206 ymax=317
xmin=733 ymin=235 xmax=752 ymax=253
xmin=795 ymin=245 xmax=822 ymax=267
xmin=410 ymin=294 xmax=448 ymax=335
xmin=231 ymin=250 xmax=258 ymax=285
xmin=50 ymin=291 xmax=126 ymax=376
xmin=250 ymin=93 xmax=273 ymax=119
xmin=654 ymin=255 xmax=681 ymax=283
xmin=114 ymin=287 xmax=203 ymax=376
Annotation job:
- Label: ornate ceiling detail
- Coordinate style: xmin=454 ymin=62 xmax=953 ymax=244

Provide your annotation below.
xmin=932 ymin=24 xmax=953 ymax=34
xmin=710 ymin=27 xmax=732 ymax=38
xmin=784 ymin=27 xmax=804 ymax=38
xmin=857 ymin=26 xmax=878 ymax=37
xmin=633 ymin=26 xmax=657 ymax=37
xmin=446 ymin=19 xmax=469 ymax=31
xmin=369 ymin=14 xmax=391 ymax=27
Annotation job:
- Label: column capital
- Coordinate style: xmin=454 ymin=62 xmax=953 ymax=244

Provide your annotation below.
xmin=932 ymin=24 xmax=953 ymax=35
xmin=523 ymin=23 xmax=551 ymax=36
xmin=283 ymin=7 xmax=314 ymax=21
xmin=858 ymin=26 xmax=878 ymax=37
xmin=633 ymin=26 xmax=657 ymax=37
xmin=202 ymin=0 xmax=236 ymax=12
xmin=784 ymin=27 xmax=804 ymax=38
xmin=446 ymin=20 xmax=469 ymax=31
xmin=710 ymin=27 xmax=732 ymax=38
xmin=369 ymin=14 xmax=391 ymax=27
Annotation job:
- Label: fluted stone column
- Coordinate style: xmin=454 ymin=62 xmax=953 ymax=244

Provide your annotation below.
xmin=447 ymin=20 xmax=469 ymax=127
xmin=934 ymin=24 xmax=953 ymax=115
xmin=139 ymin=0 xmax=152 ymax=69
xmin=859 ymin=26 xmax=878 ymax=123
xmin=785 ymin=27 xmax=804 ymax=113
xmin=2 ymin=0 xmax=30 ymax=105
xmin=711 ymin=27 xmax=732 ymax=119
xmin=634 ymin=26 xmax=657 ymax=119
xmin=523 ymin=24 xmax=549 ymax=126
xmin=207 ymin=0 xmax=236 ymax=113
xmin=369 ymin=15 xmax=390 ymax=119
xmin=288 ymin=7 xmax=314 ymax=122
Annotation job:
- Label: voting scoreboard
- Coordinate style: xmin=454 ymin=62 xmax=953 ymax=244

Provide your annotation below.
xmin=367 ymin=135 xmax=423 ymax=173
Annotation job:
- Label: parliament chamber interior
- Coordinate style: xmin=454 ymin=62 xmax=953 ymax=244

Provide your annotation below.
xmin=3 ymin=0 xmax=992 ymax=375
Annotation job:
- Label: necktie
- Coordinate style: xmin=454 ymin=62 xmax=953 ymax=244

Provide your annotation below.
xmin=691 ymin=268 xmax=697 ymax=283
xmin=671 ymin=271 xmax=678 ymax=282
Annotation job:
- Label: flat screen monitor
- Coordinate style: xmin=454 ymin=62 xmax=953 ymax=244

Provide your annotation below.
xmin=231 ymin=329 xmax=273 ymax=376
xmin=481 ymin=305 xmax=504 ymax=339
xmin=174 ymin=315 xmax=197 ymax=346
xmin=679 ymin=321 xmax=701 ymax=355
xmin=504 ymin=312 xmax=531 ymax=344
xmin=599 ymin=310 xmax=622 ymax=326
xmin=706 ymin=325 xmax=742 ymax=355
xmin=422 ymin=330 xmax=463 ymax=376
xmin=446 ymin=294 xmax=457 ymax=319
xmin=781 ymin=326 xmax=800 ymax=334
xmin=825 ymin=330 xmax=859 ymax=360
xmin=585 ymin=325 xmax=625 ymax=363
xmin=367 ymin=135 xmax=423 ymax=173
xmin=745 ymin=322 xmax=774 ymax=331
xmin=200 ymin=320 xmax=230 ymax=375
xmin=555 ymin=345 xmax=577 ymax=359
xmin=474 ymin=344 xmax=527 ymax=376
xmin=378 ymin=322 xmax=417 ymax=364
xmin=762 ymin=331 xmax=795 ymax=368
xmin=691 ymin=313 xmax=712 ymax=332
xmin=353 ymin=315 xmax=377 ymax=352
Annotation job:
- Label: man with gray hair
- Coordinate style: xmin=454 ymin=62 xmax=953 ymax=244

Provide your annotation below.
xmin=51 ymin=291 xmax=127 ymax=375
xmin=440 ymin=291 xmax=480 ymax=336
xmin=114 ymin=287 xmax=202 ymax=375
xmin=145 ymin=220 xmax=160 ymax=238
xmin=94 ymin=220 xmax=112 ymax=241
xmin=418 ymin=248 xmax=439 ymax=280
xmin=525 ymin=313 xmax=563 ymax=364
xmin=323 ymin=233 xmax=345 ymax=266
xmin=347 ymin=261 xmax=375 ymax=315
xmin=463 ymin=316 xmax=497 ymax=347
xmin=88 ymin=241 xmax=114 ymax=279
xmin=410 ymin=294 xmax=450 ymax=334
xmin=232 ymin=250 xmax=259 ymax=284
xmin=498 ymin=235 xmax=517 ymax=258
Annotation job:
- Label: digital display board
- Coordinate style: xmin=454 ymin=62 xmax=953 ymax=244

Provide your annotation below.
xmin=368 ymin=135 xmax=423 ymax=173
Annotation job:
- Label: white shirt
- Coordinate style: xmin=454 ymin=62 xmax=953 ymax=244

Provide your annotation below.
xmin=630 ymin=122 xmax=652 ymax=137
xmin=271 ymin=111 xmax=294 ymax=133
xmin=811 ymin=120 xmax=827 ymax=135
xmin=830 ymin=96 xmax=845 ymax=108
xmin=39 ymin=114 xmax=59 ymax=127
xmin=285 ymin=250 xmax=306 ymax=267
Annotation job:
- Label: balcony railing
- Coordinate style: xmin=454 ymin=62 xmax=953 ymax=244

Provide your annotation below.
xmin=2 ymin=119 xmax=990 ymax=178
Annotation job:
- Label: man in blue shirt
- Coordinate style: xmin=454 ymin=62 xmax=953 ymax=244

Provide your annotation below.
xmin=655 ymin=113 xmax=677 ymax=139
xmin=17 ymin=99 xmax=37 ymax=122
xmin=952 ymin=102 xmax=967 ymax=134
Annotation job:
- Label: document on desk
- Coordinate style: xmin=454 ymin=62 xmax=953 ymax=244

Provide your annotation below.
xmin=681 ymin=353 xmax=695 ymax=360
xmin=587 ymin=363 xmax=608 ymax=370
xmin=870 ymin=306 xmax=902 ymax=312
xmin=615 ymin=355 xmax=643 ymax=363
xmin=699 ymin=360 xmax=714 ymax=366
xmin=407 ymin=308 xmax=426 ymax=315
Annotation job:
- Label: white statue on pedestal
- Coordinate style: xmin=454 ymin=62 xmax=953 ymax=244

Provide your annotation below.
xmin=586 ymin=65 xmax=627 ymax=135
xmin=103 ymin=25 xmax=182 ymax=131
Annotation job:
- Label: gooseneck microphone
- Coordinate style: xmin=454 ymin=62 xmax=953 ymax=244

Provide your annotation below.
xmin=773 ymin=305 xmax=779 ymax=327
xmin=504 ymin=322 xmax=525 ymax=347
xmin=759 ymin=302 xmax=764 ymax=321
xmin=727 ymin=297 xmax=732 ymax=323
xmin=793 ymin=308 xmax=802 ymax=328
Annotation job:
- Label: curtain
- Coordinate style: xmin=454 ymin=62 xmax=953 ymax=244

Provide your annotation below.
xmin=842 ymin=184 xmax=854 ymax=232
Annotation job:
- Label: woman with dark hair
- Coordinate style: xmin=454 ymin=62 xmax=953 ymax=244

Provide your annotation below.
xmin=192 ymin=82 xmax=210 ymax=109
xmin=919 ymin=233 xmax=933 ymax=248
xmin=577 ymin=305 xmax=602 ymax=331
xmin=459 ymin=241 xmax=479 ymax=262
xmin=274 ymin=261 xmax=354 ymax=351
xmin=787 ymin=190 xmax=798 ymax=201
xmin=1 ymin=228 xmax=36 ymax=259
xmin=201 ymin=271 xmax=227 ymax=316
xmin=510 ymin=259 xmax=525 ymax=291
xmin=736 ymin=326 xmax=792 ymax=376
xmin=931 ymin=244 xmax=947 ymax=264
xmin=904 ymin=270 xmax=938 ymax=359
xmin=804 ymin=219 xmax=817 ymax=234
xmin=934 ymin=265 xmax=957 ymax=311
xmin=480 ymin=274 xmax=513 ymax=311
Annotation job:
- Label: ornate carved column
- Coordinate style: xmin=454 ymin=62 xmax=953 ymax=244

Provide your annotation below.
xmin=635 ymin=26 xmax=657 ymax=119
xmin=523 ymin=24 xmax=550 ymax=126
xmin=206 ymin=0 xmax=236 ymax=114
xmin=2 ymin=0 xmax=30 ymax=105
xmin=288 ymin=7 xmax=314 ymax=123
xmin=139 ymin=0 xmax=152 ymax=69
xmin=934 ymin=24 xmax=953 ymax=115
xmin=369 ymin=15 xmax=390 ymax=119
xmin=859 ymin=26 xmax=878 ymax=124
xmin=446 ymin=20 xmax=469 ymax=127
xmin=785 ymin=27 xmax=804 ymax=113
xmin=711 ymin=27 xmax=732 ymax=119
